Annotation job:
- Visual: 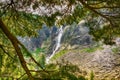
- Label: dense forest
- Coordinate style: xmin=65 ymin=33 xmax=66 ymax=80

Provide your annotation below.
xmin=0 ymin=0 xmax=120 ymax=80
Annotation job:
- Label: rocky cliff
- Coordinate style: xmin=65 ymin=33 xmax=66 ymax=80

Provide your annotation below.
xmin=18 ymin=20 xmax=92 ymax=55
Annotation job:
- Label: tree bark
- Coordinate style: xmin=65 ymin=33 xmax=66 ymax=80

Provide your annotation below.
xmin=0 ymin=19 xmax=34 ymax=80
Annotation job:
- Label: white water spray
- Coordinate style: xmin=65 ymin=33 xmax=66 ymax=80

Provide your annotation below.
xmin=46 ymin=26 xmax=63 ymax=63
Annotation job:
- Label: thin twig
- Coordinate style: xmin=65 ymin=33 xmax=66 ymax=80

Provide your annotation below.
xmin=79 ymin=0 xmax=114 ymax=27
xmin=88 ymin=1 xmax=106 ymax=5
xmin=30 ymin=70 xmax=55 ymax=73
xmin=0 ymin=44 xmax=13 ymax=48
xmin=92 ymin=6 xmax=120 ymax=9
xmin=0 ymin=44 xmax=14 ymax=59
xmin=17 ymin=73 xmax=26 ymax=80
xmin=17 ymin=41 xmax=44 ymax=70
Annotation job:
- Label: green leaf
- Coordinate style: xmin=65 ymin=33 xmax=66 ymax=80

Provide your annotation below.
xmin=39 ymin=54 xmax=45 ymax=69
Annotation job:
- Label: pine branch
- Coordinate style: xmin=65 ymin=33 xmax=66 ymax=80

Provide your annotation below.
xmin=17 ymin=73 xmax=26 ymax=80
xmin=0 ymin=19 xmax=34 ymax=80
xmin=87 ymin=1 xmax=106 ymax=5
xmin=92 ymin=6 xmax=120 ymax=9
xmin=0 ymin=44 xmax=14 ymax=59
xmin=17 ymin=41 xmax=45 ymax=70
xmin=30 ymin=70 xmax=55 ymax=73
xmin=79 ymin=0 xmax=114 ymax=27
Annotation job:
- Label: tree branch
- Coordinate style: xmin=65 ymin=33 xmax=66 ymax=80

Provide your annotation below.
xmin=87 ymin=1 xmax=106 ymax=5
xmin=0 ymin=19 xmax=34 ymax=80
xmin=30 ymin=70 xmax=55 ymax=73
xmin=91 ymin=6 xmax=120 ymax=9
xmin=79 ymin=0 xmax=114 ymax=27
xmin=18 ymin=41 xmax=45 ymax=70
xmin=0 ymin=44 xmax=14 ymax=59
xmin=17 ymin=73 xmax=26 ymax=80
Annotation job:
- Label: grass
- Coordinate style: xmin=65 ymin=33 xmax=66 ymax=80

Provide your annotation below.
xmin=51 ymin=44 xmax=103 ymax=61
xmin=51 ymin=50 xmax=69 ymax=60
xmin=80 ymin=45 xmax=103 ymax=53
xmin=80 ymin=47 xmax=97 ymax=53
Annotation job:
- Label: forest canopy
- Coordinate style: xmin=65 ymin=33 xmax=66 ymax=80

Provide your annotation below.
xmin=0 ymin=0 xmax=120 ymax=79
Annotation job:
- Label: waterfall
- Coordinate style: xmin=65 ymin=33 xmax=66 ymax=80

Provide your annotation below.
xmin=46 ymin=26 xmax=63 ymax=63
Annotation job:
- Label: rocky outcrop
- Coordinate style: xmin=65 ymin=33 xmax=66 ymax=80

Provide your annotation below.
xmin=61 ymin=21 xmax=92 ymax=50
xmin=57 ymin=45 xmax=120 ymax=80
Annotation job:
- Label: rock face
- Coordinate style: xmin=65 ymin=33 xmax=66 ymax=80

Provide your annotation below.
xmin=57 ymin=45 xmax=120 ymax=80
xmin=47 ymin=26 xmax=59 ymax=55
xmin=18 ymin=25 xmax=51 ymax=51
xmin=61 ymin=22 xmax=92 ymax=49
xmin=47 ymin=21 xmax=92 ymax=56
xmin=18 ymin=21 xmax=92 ymax=55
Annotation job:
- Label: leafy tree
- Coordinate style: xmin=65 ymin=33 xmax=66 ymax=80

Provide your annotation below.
xmin=0 ymin=0 xmax=120 ymax=79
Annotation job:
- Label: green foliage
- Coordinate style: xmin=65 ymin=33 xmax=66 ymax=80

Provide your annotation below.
xmin=0 ymin=0 xmax=120 ymax=79
xmin=90 ymin=71 xmax=94 ymax=80
xmin=58 ymin=5 xmax=88 ymax=25
xmin=87 ymin=18 xmax=120 ymax=45
xmin=30 ymin=48 xmax=46 ymax=69
xmin=51 ymin=50 xmax=69 ymax=60
xmin=39 ymin=54 xmax=46 ymax=69
xmin=78 ymin=76 xmax=87 ymax=80
xmin=1 ymin=11 xmax=44 ymax=37
xmin=34 ymin=48 xmax=46 ymax=54
xmin=0 ymin=53 xmax=3 ymax=68
xmin=112 ymin=47 xmax=120 ymax=54
xmin=0 ymin=54 xmax=22 ymax=79
xmin=33 ymin=61 xmax=88 ymax=80
xmin=80 ymin=45 xmax=102 ymax=53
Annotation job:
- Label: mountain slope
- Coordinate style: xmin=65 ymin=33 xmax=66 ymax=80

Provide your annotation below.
xmin=56 ymin=46 xmax=120 ymax=80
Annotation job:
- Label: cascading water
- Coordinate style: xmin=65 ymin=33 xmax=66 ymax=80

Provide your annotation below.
xmin=46 ymin=26 xmax=63 ymax=63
